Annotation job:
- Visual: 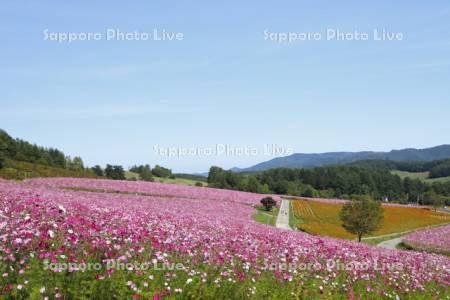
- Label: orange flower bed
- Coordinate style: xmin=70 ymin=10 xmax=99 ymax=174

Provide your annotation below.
xmin=292 ymin=199 xmax=450 ymax=240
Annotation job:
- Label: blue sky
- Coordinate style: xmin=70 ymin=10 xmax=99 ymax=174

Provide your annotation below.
xmin=1 ymin=1 xmax=450 ymax=173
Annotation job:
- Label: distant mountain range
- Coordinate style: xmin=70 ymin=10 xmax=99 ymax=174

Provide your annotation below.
xmin=232 ymin=145 xmax=450 ymax=173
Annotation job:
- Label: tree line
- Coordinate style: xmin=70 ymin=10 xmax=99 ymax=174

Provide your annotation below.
xmin=207 ymin=164 xmax=450 ymax=205
xmin=351 ymin=158 xmax=450 ymax=178
xmin=90 ymin=164 xmax=174 ymax=181
xmin=0 ymin=129 xmax=176 ymax=182
xmin=0 ymin=129 xmax=67 ymax=169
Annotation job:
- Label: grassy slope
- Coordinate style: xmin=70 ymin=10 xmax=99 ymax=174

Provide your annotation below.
xmin=125 ymin=171 xmax=208 ymax=187
xmin=425 ymin=176 xmax=450 ymax=183
xmin=0 ymin=159 xmax=98 ymax=180
xmin=252 ymin=206 xmax=279 ymax=226
xmin=124 ymin=171 xmax=141 ymax=180
xmin=391 ymin=170 xmax=429 ymax=180
xmin=155 ymin=177 xmax=207 ymax=186
xmin=291 ymin=199 xmax=450 ymax=240
xmin=391 ymin=170 xmax=450 ymax=183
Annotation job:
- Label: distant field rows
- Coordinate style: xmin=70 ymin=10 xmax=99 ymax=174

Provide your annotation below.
xmin=291 ymin=198 xmax=450 ymax=240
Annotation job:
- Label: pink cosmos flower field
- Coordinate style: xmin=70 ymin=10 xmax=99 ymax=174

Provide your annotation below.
xmin=402 ymin=224 xmax=450 ymax=255
xmin=24 ymin=177 xmax=279 ymax=205
xmin=1 ymin=177 xmax=449 ymax=299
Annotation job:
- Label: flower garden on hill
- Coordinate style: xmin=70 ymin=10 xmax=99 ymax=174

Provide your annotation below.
xmin=403 ymin=224 xmax=450 ymax=256
xmin=0 ymin=178 xmax=449 ymax=299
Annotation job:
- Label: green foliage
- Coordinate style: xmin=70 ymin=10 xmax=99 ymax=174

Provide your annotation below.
xmin=5 ymin=252 xmax=443 ymax=299
xmin=421 ymin=190 xmax=445 ymax=209
xmin=66 ymin=156 xmax=84 ymax=171
xmin=0 ymin=153 xmax=4 ymax=170
xmin=339 ymin=198 xmax=384 ymax=242
xmin=91 ymin=165 xmax=104 ymax=177
xmin=429 ymin=160 xmax=450 ymax=178
xmin=0 ymin=129 xmax=67 ymax=168
xmin=207 ymin=166 xmax=269 ymax=193
xmin=208 ymin=166 xmax=243 ymax=189
xmin=432 ymin=181 xmax=450 ymax=196
xmin=0 ymin=159 xmax=99 ymax=180
xmin=260 ymin=197 xmax=276 ymax=211
xmin=0 ymin=138 xmax=7 ymax=169
xmin=195 ymin=182 xmax=203 ymax=187
xmin=206 ymin=164 xmax=450 ymax=204
xmin=105 ymin=164 xmax=125 ymax=180
xmin=246 ymin=176 xmax=262 ymax=193
xmin=130 ymin=164 xmax=154 ymax=181
xmin=151 ymin=165 xmax=172 ymax=178
xmin=352 ymin=158 xmax=450 ymax=174
xmin=301 ymin=186 xmax=316 ymax=197
xmin=356 ymin=158 xmax=450 ymax=181
xmin=429 ymin=182 xmax=450 ymax=205
xmin=253 ymin=205 xmax=279 ymax=225
xmin=257 ymin=165 xmax=407 ymax=200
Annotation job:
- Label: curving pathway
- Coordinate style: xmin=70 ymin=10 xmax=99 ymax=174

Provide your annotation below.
xmin=377 ymin=237 xmax=403 ymax=249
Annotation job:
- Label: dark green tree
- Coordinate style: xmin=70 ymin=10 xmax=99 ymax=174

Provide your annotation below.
xmin=339 ymin=198 xmax=384 ymax=242
xmin=91 ymin=165 xmax=104 ymax=177
xmin=0 ymin=139 xmax=6 ymax=169
xmin=130 ymin=164 xmax=154 ymax=181
xmin=71 ymin=156 xmax=84 ymax=171
xmin=151 ymin=165 xmax=172 ymax=178
xmin=0 ymin=152 xmax=4 ymax=169
xmin=429 ymin=160 xmax=450 ymax=178
xmin=422 ymin=191 xmax=444 ymax=210
xmin=105 ymin=164 xmax=125 ymax=180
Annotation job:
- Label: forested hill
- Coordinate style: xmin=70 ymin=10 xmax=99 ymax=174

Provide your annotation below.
xmin=0 ymin=129 xmax=78 ymax=169
xmin=351 ymin=159 xmax=450 ymax=179
xmin=0 ymin=129 xmax=97 ymax=179
xmin=236 ymin=145 xmax=450 ymax=172
xmin=0 ymin=129 xmax=183 ymax=182
xmin=207 ymin=162 xmax=450 ymax=205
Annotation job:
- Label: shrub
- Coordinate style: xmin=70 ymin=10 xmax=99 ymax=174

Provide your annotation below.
xmin=260 ymin=197 xmax=277 ymax=211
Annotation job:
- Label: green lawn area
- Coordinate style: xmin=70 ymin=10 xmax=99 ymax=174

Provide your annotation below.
xmin=155 ymin=176 xmax=207 ymax=186
xmin=253 ymin=205 xmax=279 ymax=226
xmin=125 ymin=171 xmax=208 ymax=187
xmin=391 ymin=170 xmax=450 ymax=183
xmin=391 ymin=170 xmax=429 ymax=180
xmin=425 ymin=176 xmax=450 ymax=183
xmin=125 ymin=171 xmax=141 ymax=180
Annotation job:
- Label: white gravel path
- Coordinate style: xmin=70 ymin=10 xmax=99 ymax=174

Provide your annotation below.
xmin=275 ymin=199 xmax=292 ymax=230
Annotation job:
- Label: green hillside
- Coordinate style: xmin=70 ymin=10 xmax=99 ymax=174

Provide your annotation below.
xmin=125 ymin=170 xmax=207 ymax=186
xmin=391 ymin=170 xmax=429 ymax=180
xmin=425 ymin=176 xmax=450 ymax=183
xmin=391 ymin=170 xmax=450 ymax=183
xmin=0 ymin=159 xmax=99 ymax=180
